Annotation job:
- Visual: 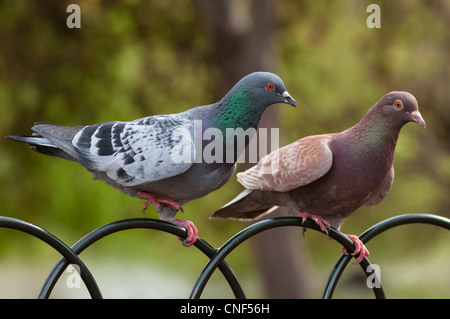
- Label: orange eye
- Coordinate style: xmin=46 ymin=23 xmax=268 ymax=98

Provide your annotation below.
xmin=265 ymin=82 xmax=275 ymax=91
xmin=394 ymin=100 xmax=403 ymax=109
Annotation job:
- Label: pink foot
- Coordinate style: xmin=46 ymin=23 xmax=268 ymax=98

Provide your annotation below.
xmin=137 ymin=191 xmax=183 ymax=212
xmin=297 ymin=210 xmax=331 ymax=235
xmin=137 ymin=192 xmax=196 ymax=247
xmin=172 ymin=219 xmax=198 ymax=247
xmin=341 ymin=234 xmax=370 ymax=264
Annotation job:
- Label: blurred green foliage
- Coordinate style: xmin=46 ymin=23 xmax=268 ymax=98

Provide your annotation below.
xmin=0 ymin=0 xmax=449 ymax=298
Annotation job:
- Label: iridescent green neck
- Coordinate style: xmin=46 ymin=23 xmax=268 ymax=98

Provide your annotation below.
xmin=211 ymin=87 xmax=264 ymax=134
xmin=346 ymin=109 xmax=399 ymax=157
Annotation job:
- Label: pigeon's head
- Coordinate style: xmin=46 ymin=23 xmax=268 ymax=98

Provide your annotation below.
xmin=376 ymin=91 xmax=426 ymax=128
xmin=234 ymin=72 xmax=297 ymax=108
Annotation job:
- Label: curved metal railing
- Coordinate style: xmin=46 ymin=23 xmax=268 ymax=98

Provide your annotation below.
xmin=0 ymin=213 xmax=449 ymax=299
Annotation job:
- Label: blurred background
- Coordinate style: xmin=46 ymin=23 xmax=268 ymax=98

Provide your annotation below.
xmin=0 ymin=0 xmax=449 ymax=298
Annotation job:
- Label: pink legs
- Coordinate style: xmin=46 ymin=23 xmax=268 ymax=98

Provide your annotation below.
xmin=297 ymin=209 xmax=331 ymax=235
xmin=137 ymin=191 xmax=198 ymax=247
xmin=297 ymin=209 xmax=369 ymax=264
xmin=138 ymin=191 xmax=183 ymax=212
xmin=341 ymin=234 xmax=370 ymax=264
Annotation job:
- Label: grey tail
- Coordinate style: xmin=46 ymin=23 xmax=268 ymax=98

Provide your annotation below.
xmin=6 ymin=122 xmax=84 ymax=161
xmin=6 ymin=134 xmax=74 ymax=161
xmin=210 ymin=189 xmax=276 ymax=221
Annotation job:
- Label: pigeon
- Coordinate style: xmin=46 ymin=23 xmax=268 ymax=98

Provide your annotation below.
xmin=7 ymin=72 xmax=297 ymax=247
xmin=211 ymin=91 xmax=425 ymax=263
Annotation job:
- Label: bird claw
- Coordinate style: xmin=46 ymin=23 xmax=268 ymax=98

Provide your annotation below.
xmin=138 ymin=191 xmax=183 ymax=212
xmin=302 ymin=226 xmax=307 ymax=236
xmin=157 ymin=197 xmax=184 ymax=212
xmin=297 ymin=210 xmax=331 ymax=235
xmin=141 ymin=199 xmax=156 ymax=213
xmin=296 ymin=211 xmax=368 ymax=264
xmin=342 ymin=234 xmax=370 ymax=264
xmin=137 ymin=192 xmax=193 ymax=245
xmin=172 ymin=219 xmax=198 ymax=247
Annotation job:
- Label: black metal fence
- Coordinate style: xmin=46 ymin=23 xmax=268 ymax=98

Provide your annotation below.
xmin=0 ymin=213 xmax=449 ymax=299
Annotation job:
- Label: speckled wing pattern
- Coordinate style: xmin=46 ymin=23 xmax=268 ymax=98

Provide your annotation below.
xmin=237 ymin=134 xmax=333 ymax=192
xmin=72 ymin=114 xmax=195 ymax=187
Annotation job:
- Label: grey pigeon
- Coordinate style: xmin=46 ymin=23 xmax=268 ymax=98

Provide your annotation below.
xmin=211 ymin=91 xmax=425 ymax=262
xmin=7 ymin=72 xmax=297 ymax=247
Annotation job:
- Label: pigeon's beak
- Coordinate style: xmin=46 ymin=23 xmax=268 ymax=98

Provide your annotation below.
xmin=280 ymin=91 xmax=297 ymax=107
xmin=410 ymin=110 xmax=426 ymax=128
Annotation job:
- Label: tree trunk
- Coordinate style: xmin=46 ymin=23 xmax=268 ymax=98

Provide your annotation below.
xmin=193 ymin=0 xmax=313 ymax=298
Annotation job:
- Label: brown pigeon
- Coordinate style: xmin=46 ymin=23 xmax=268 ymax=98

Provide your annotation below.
xmin=211 ymin=91 xmax=426 ymax=263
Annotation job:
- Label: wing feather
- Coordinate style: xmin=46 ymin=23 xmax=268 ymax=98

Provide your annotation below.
xmin=237 ymin=134 xmax=333 ymax=192
xmin=72 ymin=115 xmax=195 ymax=186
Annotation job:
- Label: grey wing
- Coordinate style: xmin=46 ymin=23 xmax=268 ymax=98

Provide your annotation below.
xmin=72 ymin=115 xmax=196 ymax=186
xmin=364 ymin=166 xmax=395 ymax=206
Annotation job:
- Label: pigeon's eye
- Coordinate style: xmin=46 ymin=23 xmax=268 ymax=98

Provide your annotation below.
xmin=394 ymin=100 xmax=403 ymax=109
xmin=265 ymin=83 xmax=275 ymax=91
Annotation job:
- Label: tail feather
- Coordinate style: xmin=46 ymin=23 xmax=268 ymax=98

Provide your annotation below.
xmin=6 ymin=134 xmax=74 ymax=161
xmin=6 ymin=122 xmax=84 ymax=161
xmin=210 ymin=189 xmax=276 ymax=221
xmin=6 ymin=134 xmax=54 ymax=147
xmin=32 ymin=122 xmax=83 ymax=160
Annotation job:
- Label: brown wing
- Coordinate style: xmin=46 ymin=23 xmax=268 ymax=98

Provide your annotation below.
xmin=237 ymin=134 xmax=333 ymax=192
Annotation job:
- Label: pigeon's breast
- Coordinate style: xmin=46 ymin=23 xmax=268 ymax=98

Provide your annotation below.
xmin=288 ymin=136 xmax=392 ymax=218
xmin=135 ymin=162 xmax=237 ymax=203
